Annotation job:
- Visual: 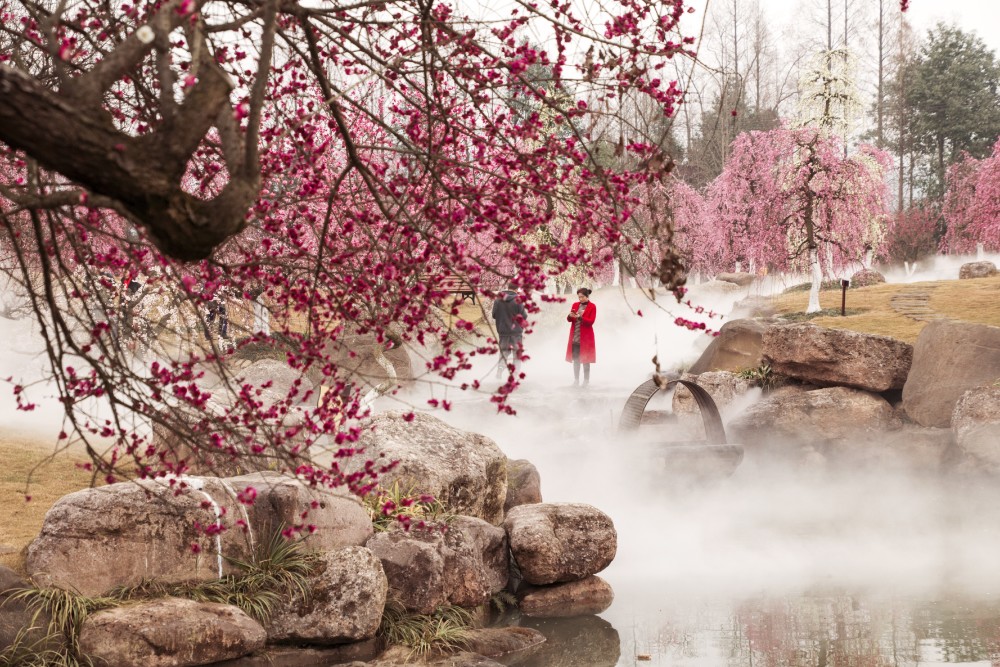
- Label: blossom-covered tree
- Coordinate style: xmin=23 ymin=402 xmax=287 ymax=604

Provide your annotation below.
xmin=0 ymin=0 xmax=696 ymax=514
xmin=705 ymin=127 xmax=891 ymax=312
xmin=941 ymin=140 xmax=1000 ymax=253
xmin=881 ymin=206 xmax=941 ymax=265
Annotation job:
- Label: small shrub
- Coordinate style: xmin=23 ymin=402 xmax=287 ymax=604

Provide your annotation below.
xmin=364 ymin=481 xmax=451 ymax=532
xmin=736 ymin=364 xmax=779 ymax=391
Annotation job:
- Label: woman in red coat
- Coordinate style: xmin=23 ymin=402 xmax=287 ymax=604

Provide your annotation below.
xmin=565 ymin=287 xmax=596 ymax=387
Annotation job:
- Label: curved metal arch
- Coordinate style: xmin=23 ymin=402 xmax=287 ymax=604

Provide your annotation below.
xmin=619 ymin=377 xmax=728 ymax=445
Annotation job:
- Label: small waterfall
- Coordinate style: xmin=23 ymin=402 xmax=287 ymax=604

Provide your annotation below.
xmin=185 ymin=476 xmax=225 ymax=578
xmin=218 ymin=478 xmax=255 ymax=554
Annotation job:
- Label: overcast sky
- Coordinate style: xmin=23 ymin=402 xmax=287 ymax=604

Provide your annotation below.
xmin=686 ymin=0 xmax=1000 ymax=56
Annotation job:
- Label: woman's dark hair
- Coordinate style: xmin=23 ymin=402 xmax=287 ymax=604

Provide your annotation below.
xmin=577 ymin=287 xmax=592 ymax=297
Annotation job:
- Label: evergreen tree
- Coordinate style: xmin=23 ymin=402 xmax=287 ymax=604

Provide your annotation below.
xmin=908 ymin=24 xmax=1000 ymax=199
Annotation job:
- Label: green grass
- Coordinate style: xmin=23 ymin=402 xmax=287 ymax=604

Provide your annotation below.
xmin=377 ymin=598 xmax=474 ymax=657
xmin=4 ymin=529 xmax=319 ymax=665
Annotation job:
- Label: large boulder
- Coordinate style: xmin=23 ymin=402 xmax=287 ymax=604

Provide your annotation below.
xmin=366 ymin=516 xmax=508 ymax=614
xmin=825 ymin=424 xmax=953 ymax=473
xmin=517 ymin=575 xmax=615 ymax=618
xmin=349 ymin=412 xmax=508 ymax=524
xmin=716 ymin=272 xmax=755 ymax=287
xmin=951 ymin=386 xmax=1000 ymax=472
xmin=504 ymin=459 xmax=542 ymax=514
xmin=727 ymin=386 xmax=902 ymax=454
xmin=688 ymin=319 xmax=767 ymax=375
xmin=267 ymin=547 xmax=386 ymax=644
xmin=79 ymin=598 xmax=265 ymax=667
xmin=762 ymin=324 xmax=912 ymax=392
xmin=902 ymin=321 xmax=1000 ymax=427
xmin=850 ymin=268 xmax=886 ymax=288
xmin=27 ymin=473 xmax=371 ymax=596
xmin=672 ymin=371 xmax=756 ymax=421
xmin=504 ymin=503 xmax=616 ymax=586
xmin=959 ymin=261 xmax=998 ymax=279
xmin=225 ymin=472 xmax=373 ymax=552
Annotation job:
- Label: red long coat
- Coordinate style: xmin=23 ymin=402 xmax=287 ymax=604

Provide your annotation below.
xmin=565 ymin=301 xmax=597 ymax=363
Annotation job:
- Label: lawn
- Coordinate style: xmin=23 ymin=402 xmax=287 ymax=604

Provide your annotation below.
xmin=0 ymin=434 xmax=96 ymax=574
xmin=767 ymin=275 xmax=1000 ymax=343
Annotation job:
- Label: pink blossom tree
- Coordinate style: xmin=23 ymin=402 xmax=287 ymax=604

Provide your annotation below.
xmin=705 ymin=127 xmax=891 ymax=312
xmin=0 ymin=0 xmax=699 ymax=513
xmin=941 ymin=140 xmax=1000 ymax=254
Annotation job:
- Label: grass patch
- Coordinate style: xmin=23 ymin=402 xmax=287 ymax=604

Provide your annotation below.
xmin=0 ymin=436 xmax=96 ymax=573
xmin=108 ymin=530 xmax=319 ymax=623
xmin=5 ymin=531 xmax=318 ymax=665
xmin=765 ymin=275 xmax=1000 ymax=343
xmin=378 ymin=599 xmax=473 ymax=657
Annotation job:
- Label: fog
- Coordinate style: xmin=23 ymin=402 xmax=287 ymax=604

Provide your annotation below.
xmin=380 ymin=255 xmax=1000 ymax=636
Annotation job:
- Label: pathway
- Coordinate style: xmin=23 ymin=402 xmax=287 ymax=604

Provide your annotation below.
xmin=889 ymin=284 xmax=949 ymax=323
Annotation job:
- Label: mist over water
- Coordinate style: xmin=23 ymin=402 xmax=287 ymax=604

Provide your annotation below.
xmin=382 ymin=260 xmax=1000 ymax=665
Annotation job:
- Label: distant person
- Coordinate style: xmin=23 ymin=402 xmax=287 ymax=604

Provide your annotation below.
xmin=565 ymin=287 xmax=596 ymax=387
xmin=491 ymin=284 xmax=528 ymax=378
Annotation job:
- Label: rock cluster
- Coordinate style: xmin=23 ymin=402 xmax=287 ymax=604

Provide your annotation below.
xmin=3 ymin=413 xmax=616 ymax=667
xmin=685 ymin=318 xmax=1000 ymax=472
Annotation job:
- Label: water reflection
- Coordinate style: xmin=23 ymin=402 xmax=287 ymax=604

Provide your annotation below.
xmin=502 ymin=596 xmax=1000 ymax=666
xmin=499 ymin=614 xmax=621 ymax=667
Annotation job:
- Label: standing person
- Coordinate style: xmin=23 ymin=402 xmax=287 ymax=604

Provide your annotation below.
xmin=565 ymin=287 xmax=596 ymax=387
xmin=491 ymin=284 xmax=528 ymax=378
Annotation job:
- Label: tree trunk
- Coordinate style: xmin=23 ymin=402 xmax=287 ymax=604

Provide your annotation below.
xmin=807 ymin=247 xmax=823 ymax=314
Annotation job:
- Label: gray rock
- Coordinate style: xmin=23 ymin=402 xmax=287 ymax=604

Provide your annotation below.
xmin=952 ymin=386 xmax=1000 ymax=472
xmin=672 ymin=371 xmax=755 ymax=436
xmin=266 ymin=547 xmax=386 ymax=644
xmin=79 ymin=597 xmax=265 ymax=667
xmin=504 ymin=504 xmax=616 ymax=586
xmin=504 ymin=459 xmax=542 ymax=514
xmin=826 ymin=424 xmax=953 ymax=472
xmin=225 ymin=472 xmax=374 ymax=554
xmin=349 ymin=412 xmax=508 ymax=524
xmin=716 ymin=272 xmax=755 ymax=287
xmin=517 ymin=575 xmax=614 ymax=618
xmin=762 ymin=324 xmax=912 ymax=392
xmin=902 ymin=321 xmax=1000 ymax=427
xmin=688 ymin=319 xmax=767 ymax=375
xmin=367 ymin=516 xmax=508 ymax=614
xmin=850 ymin=268 xmax=886 ymax=287
xmin=728 ymin=386 xmax=902 ymax=453
xmin=212 ymin=641 xmax=378 ymax=666
xmin=959 ymin=261 xmax=998 ymax=279
xmin=27 ymin=473 xmax=371 ymax=596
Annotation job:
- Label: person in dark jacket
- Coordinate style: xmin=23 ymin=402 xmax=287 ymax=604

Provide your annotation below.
xmin=491 ymin=284 xmax=528 ymax=378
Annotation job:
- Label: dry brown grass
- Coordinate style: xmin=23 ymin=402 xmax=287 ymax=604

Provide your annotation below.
xmin=767 ymin=275 xmax=1000 ymax=343
xmin=0 ymin=434 xmax=95 ymax=574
